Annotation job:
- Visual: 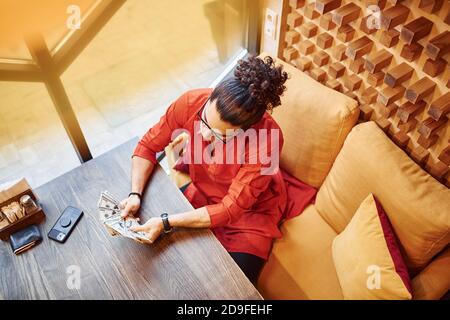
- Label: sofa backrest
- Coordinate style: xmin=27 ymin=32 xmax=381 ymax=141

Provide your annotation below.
xmin=258 ymin=52 xmax=359 ymax=188
xmin=315 ymin=121 xmax=450 ymax=272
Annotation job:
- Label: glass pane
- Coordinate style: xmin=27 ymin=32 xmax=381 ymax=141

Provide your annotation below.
xmin=62 ymin=0 xmax=248 ymax=157
xmin=0 ymin=0 xmax=96 ymax=60
xmin=0 ymin=0 xmax=249 ymax=187
xmin=0 ymin=82 xmax=81 ymax=187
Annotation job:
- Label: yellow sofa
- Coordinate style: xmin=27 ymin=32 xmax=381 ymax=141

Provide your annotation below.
xmin=165 ymin=52 xmax=450 ymax=299
xmin=255 ymin=53 xmax=450 ymax=300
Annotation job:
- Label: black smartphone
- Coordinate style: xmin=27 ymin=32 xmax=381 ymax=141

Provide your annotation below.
xmin=48 ymin=206 xmax=83 ymax=243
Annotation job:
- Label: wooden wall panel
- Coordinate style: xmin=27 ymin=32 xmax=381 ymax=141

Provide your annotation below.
xmin=279 ymin=0 xmax=450 ymax=187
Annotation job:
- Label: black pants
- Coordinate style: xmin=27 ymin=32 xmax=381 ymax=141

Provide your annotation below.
xmin=229 ymin=252 xmax=265 ymax=285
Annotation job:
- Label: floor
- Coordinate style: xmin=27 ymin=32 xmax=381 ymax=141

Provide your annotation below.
xmin=0 ymin=0 xmax=246 ymax=188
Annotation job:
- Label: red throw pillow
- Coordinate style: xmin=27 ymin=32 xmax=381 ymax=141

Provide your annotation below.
xmin=373 ymin=195 xmax=412 ymax=294
xmin=332 ymin=193 xmax=412 ymax=299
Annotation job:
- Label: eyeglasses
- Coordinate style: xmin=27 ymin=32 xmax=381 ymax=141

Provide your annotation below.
xmin=196 ymin=98 xmax=239 ymax=144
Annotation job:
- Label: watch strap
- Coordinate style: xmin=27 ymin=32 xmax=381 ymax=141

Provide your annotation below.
xmin=160 ymin=213 xmax=172 ymax=233
xmin=128 ymin=192 xmax=142 ymax=200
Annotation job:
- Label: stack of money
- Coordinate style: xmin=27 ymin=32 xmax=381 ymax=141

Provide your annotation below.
xmin=97 ymin=191 xmax=151 ymax=244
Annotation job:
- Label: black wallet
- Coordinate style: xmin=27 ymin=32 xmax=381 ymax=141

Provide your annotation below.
xmin=9 ymin=224 xmax=42 ymax=255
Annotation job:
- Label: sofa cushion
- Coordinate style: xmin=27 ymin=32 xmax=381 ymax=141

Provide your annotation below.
xmin=316 ymin=121 xmax=450 ymax=271
xmin=332 ymin=193 xmax=412 ymax=300
xmin=257 ymin=204 xmax=343 ymax=299
xmin=411 ymin=246 xmax=450 ymax=300
xmin=258 ymin=52 xmax=359 ymax=188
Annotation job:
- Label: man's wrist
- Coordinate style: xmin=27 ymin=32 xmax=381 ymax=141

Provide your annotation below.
xmin=129 ymin=192 xmax=142 ymax=200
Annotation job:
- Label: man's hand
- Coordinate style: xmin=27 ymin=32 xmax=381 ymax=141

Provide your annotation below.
xmin=130 ymin=217 xmax=164 ymax=243
xmin=119 ymin=195 xmax=141 ymax=218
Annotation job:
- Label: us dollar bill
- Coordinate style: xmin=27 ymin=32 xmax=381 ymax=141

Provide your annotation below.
xmin=97 ymin=191 xmax=151 ymax=243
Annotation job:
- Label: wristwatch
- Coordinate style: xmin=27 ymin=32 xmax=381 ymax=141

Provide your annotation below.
xmin=161 ymin=213 xmax=173 ymax=234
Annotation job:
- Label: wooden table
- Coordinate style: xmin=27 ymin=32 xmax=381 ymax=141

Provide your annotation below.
xmin=0 ymin=139 xmax=262 ymax=300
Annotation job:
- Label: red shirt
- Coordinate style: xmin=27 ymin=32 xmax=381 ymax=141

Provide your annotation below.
xmin=133 ymin=88 xmax=317 ymax=260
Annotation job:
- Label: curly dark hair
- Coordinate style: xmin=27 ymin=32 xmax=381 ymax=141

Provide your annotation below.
xmin=210 ymin=55 xmax=289 ymax=129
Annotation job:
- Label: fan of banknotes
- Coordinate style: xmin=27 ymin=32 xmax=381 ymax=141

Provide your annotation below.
xmin=97 ymin=191 xmax=152 ymax=244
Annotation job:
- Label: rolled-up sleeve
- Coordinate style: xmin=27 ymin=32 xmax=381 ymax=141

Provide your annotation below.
xmin=133 ymin=91 xmax=190 ymax=164
xmin=206 ymin=164 xmax=274 ymax=227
